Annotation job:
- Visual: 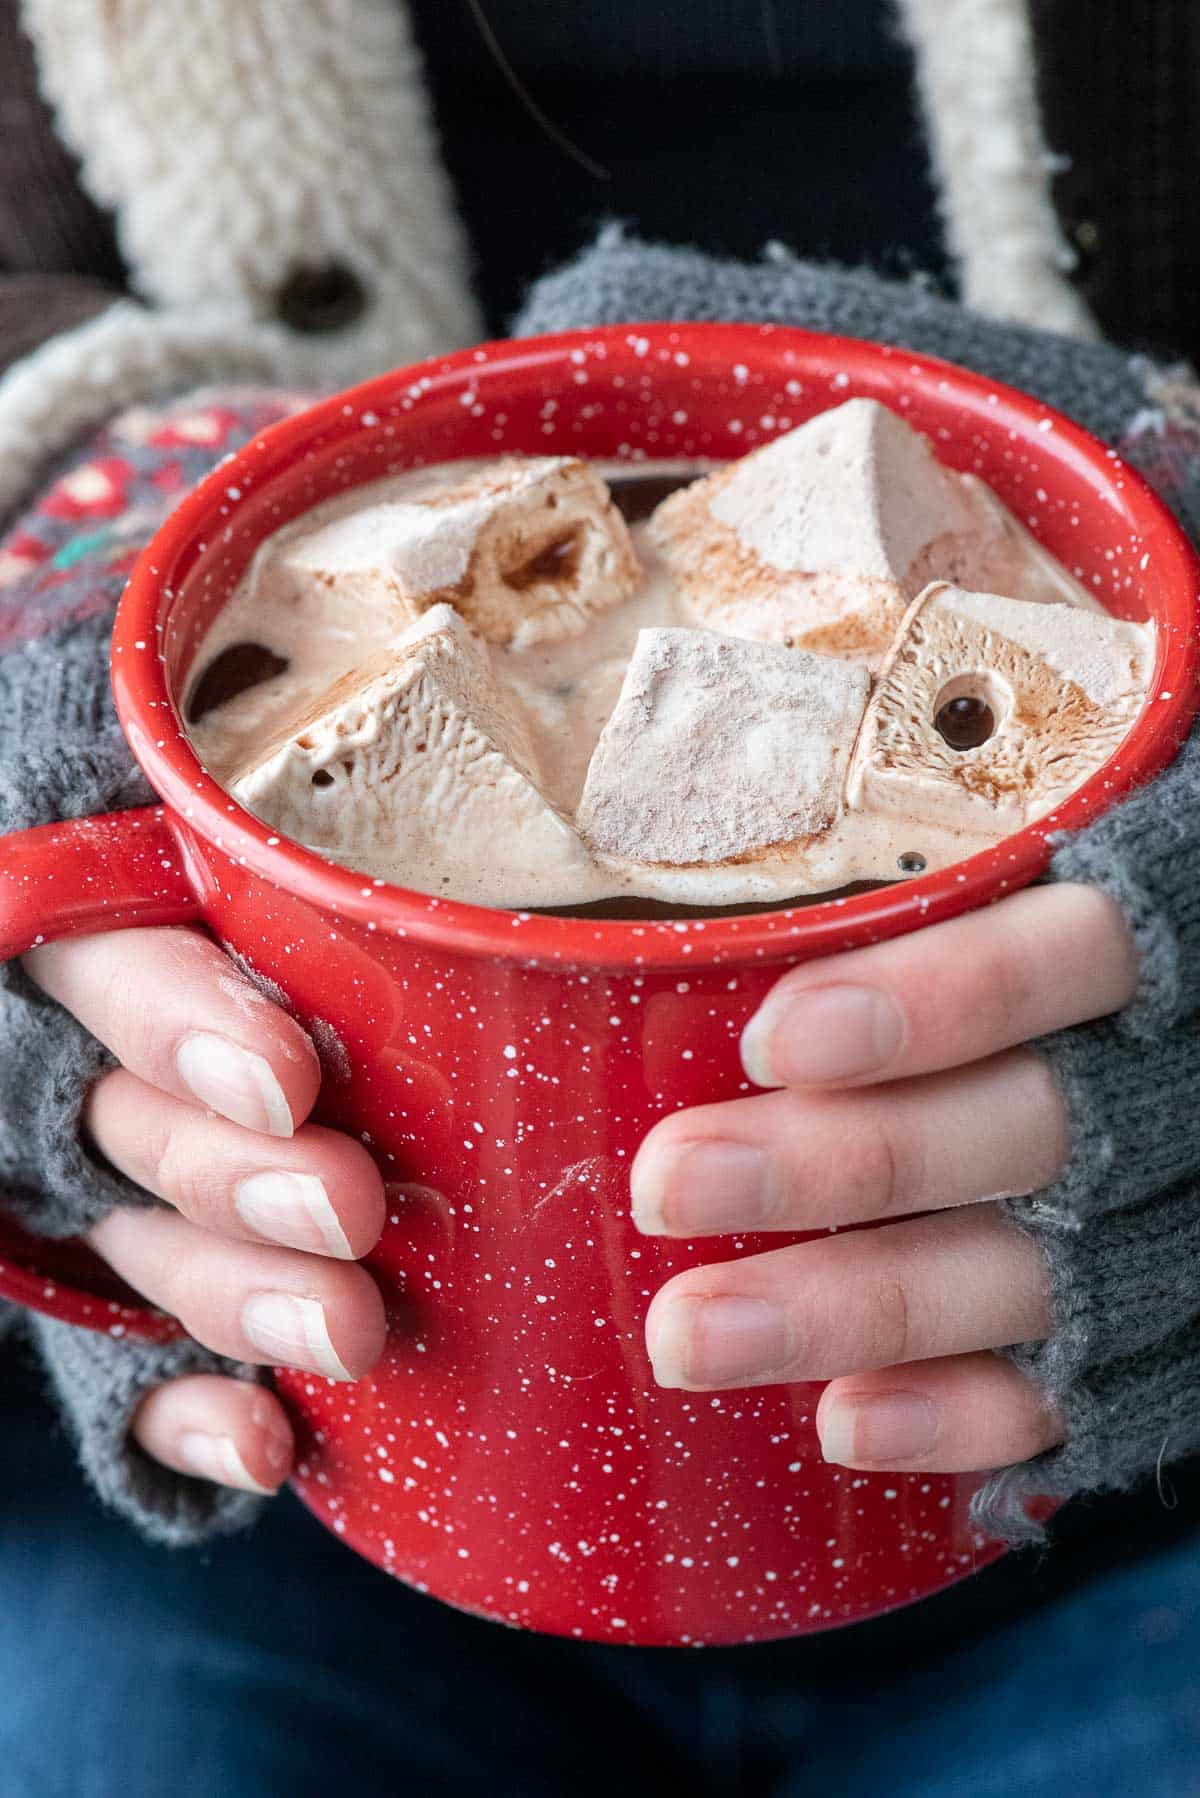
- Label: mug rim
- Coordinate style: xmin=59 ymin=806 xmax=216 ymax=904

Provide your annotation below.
xmin=112 ymin=322 xmax=1200 ymax=971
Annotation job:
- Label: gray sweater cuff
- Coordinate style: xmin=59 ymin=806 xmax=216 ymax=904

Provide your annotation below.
xmin=28 ymin=1312 xmax=269 ymax=1547
xmin=970 ymin=1007 xmax=1200 ymax=1538
xmin=973 ymin=1289 xmax=1200 ymax=1544
xmin=966 ymin=732 xmax=1200 ymax=1538
xmin=0 ymin=621 xmax=157 ymax=1237
xmin=1049 ymin=728 xmax=1200 ymax=1038
xmin=0 ymin=959 xmax=145 ymax=1236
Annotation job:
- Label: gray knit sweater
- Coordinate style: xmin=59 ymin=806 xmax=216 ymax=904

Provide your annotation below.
xmin=4 ymin=234 xmax=1200 ymax=1545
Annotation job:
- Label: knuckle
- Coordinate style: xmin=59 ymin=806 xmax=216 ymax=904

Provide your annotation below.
xmin=110 ymin=1231 xmax=205 ymax=1339
xmin=90 ymin=1209 xmax=223 ymax=1343
xmin=153 ymin=1126 xmax=206 ymax=1216
xmin=823 ymin=1102 xmax=904 ymax=1218
xmin=145 ymin=1234 xmax=238 ymax=1344
xmin=96 ymin=955 xmax=148 ymax=1056
xmin=640 ymin=1110 xmax=698 ymax=1163
xmin=103 ymin=937 xmax=203 ymax=1066
xmin=859 ymin=1266 xmax=913 ymax=1368
xmin=152 ymin=1121 xmax=234 ymax=1226
xmin=150 ymin=1250 xmax=205 ymax=1329
xmin=963 ymin=930 xmax=1035 ymax=1045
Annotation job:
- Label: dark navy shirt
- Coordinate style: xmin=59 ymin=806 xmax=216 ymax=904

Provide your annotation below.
xmin=407 ymin=0 xmax=946 ymax=329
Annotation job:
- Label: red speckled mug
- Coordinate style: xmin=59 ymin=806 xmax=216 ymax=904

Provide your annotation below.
xmin=2 ymin=325 xmax=1198 ymax=1645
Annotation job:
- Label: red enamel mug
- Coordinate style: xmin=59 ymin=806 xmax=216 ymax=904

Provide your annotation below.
xmin=2 ymin=324 xmax=1198 ymax=1646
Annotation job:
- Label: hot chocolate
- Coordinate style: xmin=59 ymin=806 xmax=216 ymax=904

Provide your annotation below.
xmin=186 ymin=401 xmax=1154 ymax=911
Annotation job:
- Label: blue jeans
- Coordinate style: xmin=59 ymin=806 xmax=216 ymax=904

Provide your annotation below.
xmin=5 ymin=1374 xmax=1200 ymax=1798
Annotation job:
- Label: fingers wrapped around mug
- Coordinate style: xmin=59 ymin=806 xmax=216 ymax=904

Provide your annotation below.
xmin=131 ymin=1374 xmax=296 ymax=1498
xmin=631 ymin=1051 xmax=1067 ymax=1474
xmin=24 ymin=925 xmax=323 ymax=1137
xmin=631 ymin=874 xmax=1200 ymax=1490
xmin=642 ymin=1203 xmax=1051 ymax=1393
xmin=636 ymin=1181 xmax=1062 ymax=1476
xmin=85 ymin=1068 xmax=386 ymax=1258
xmin=737 ymin=883 xmax=1137 ymax=1093
xmin=628 ymin=880 xmax=1134 ymax=1481
xmin=86 ymin=1206 xmax=386 ymax=1383
xmin=632 ymin=1048 xmax=1065 ymax=1240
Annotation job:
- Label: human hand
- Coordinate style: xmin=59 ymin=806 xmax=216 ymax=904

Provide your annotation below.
xmin=22 ymin=927 xmax=387 ymax=1495
xmin=631 ymin=884 xmax=1140 ymax=1475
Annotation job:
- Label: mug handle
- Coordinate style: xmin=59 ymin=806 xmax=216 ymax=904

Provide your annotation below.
xmin=0 ymin=806 xmax=197 ymax=1339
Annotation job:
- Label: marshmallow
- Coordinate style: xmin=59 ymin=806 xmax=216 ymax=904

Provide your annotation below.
xmin=577 ymin=627 xmax=869 ymax=866
xmin=230 ymin=605 xmax=590 ymax=896
xmin=649 ymin=398 xmax=1096 ymax=663
xmin=846 ymin=582 xmax=1154 ymax=834
xmin=269 ymin=455 xmax=641 ymax=651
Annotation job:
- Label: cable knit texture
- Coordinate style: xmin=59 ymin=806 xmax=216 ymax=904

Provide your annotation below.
xmin=0 ymin=0 xmax=1116 ymax=526
xmin=20 ymin=0 xmax=476 ymax=333
xmin=4 ymin=239 xmax=1200 ymax=1545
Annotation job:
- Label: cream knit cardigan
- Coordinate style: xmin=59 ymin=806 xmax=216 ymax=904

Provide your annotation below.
xmin=0 ymin=0 xmax=1092 ymax=519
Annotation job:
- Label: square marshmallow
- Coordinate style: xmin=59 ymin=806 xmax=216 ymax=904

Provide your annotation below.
xmin=578 ymin=627 xmax=869 ymax=865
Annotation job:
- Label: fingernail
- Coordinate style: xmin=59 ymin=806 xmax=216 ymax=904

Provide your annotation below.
xmin=648 ymin=1295 xmax=790 ymax=1389
xmin=242 ymin=1293 xmax=354 ymax=1380
xmin=261 ymin=1430 xmax=293 ymax=1476
xmin=741 ymin=985 xmax=904 ymax=1087
xmin=176 ymin=1431 xmax=280 ymax=1495
xmin=634 ymin=1142 xmax=775 ymax=1236
xmin=819 ymin=1393 xmax=939 ymax=1466
xmin=177 ymin=1033 xmax=294 ymax=1136
xmin=250 ymin=1394 xmax=295 ymax=1474
xmin=235 ymin=1171 xmax=352 ymax=1257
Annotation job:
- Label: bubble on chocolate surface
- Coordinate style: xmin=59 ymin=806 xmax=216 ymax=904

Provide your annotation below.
xmin=896 ymin=851 xmax=927 ymax=874
xmin=934 ymin=692 xmax=997 ymax=751
xmin=186 ymin=642 xmax=288 ymax=722
xmin=606 ymin=470 xmax=700 ymax=524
